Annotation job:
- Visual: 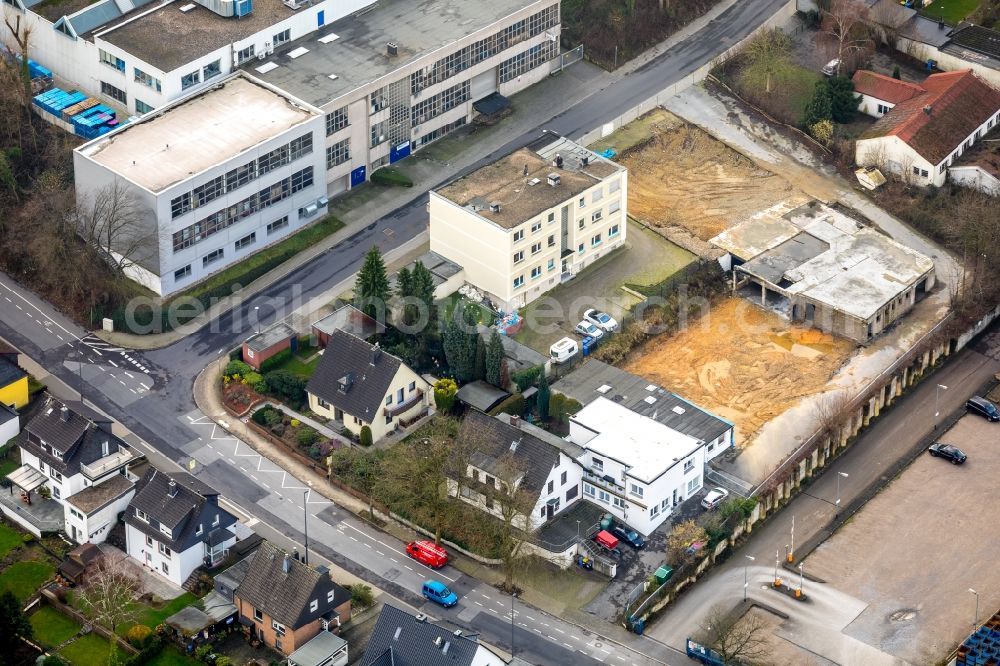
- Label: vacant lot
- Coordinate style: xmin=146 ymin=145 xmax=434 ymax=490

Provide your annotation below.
xmin=605 ymin=109 xmax=803 ymax=244
xmin=804 ymin=414 xmax=1000 ymax=664
xmin=623 ymin=297 xmax=854 ymax=442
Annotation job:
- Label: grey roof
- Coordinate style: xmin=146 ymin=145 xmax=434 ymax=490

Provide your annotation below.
xmin=391 ymin=252 xmax=465 ymax=293
xmin=311 ymin=305 xmax=384 ymax=340
xmin=66 ymin=0 xmax=122 ymax=35
xmin=66 ymin=474 xmax=134 ymax=514
xmin=306 ymin=330 xmax=402 ymax=424
xmin=740 ymin=232 xmax=829 ymax=285
xmin=0 ymin=402 xmax=18 ymax=429
xmin=944 ymin=23 xmax=1000 ymax=70
xmin=361 ymin=604 xmax=484 ymax=666
xmin=214 ymin=553 xmax=254 ymax=602
xmin=459 ymin=410 xmax=559 ymax=495
xmin=16 ymin=395 xmax=129 ymax=476
xmin=455 ymin=380 xmax=510 ymax=413
xmin=553 ymin=360 xmax=733 ymax=444
xmin=287 ymin=631 xmax=348 ymax=666
xmin=235 ymin=541 xmax=350 ymax=628
xmin=246 ymin=322 xmax=297 ymax=353
xmin=249 ymin=0 xmax=548 ymax=107
xmin=0 ymin=354 xmax=26 ymax=389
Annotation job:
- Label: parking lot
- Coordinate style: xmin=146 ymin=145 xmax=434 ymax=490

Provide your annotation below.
xmin=802 ymin=411 xmax=1000 ymax=664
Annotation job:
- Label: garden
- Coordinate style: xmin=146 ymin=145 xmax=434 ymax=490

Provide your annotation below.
xmin=0 ymin=521 xmax=60 ymax=603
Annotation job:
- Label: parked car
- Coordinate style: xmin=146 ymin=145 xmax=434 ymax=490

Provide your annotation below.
xmin=611 ymin=525 xmax=645 ymax=549
xmin=584 ymin=308 xmax=619 ymax=333
xmin=821 ymin=58 xmax=841 ymax=76
xmin=966 ymin=396 xmax=1000 ymax=422
xmin=549 ymin=337 xmax=579 ymax=364
xmin=406 ymin=540 xmax=449 ymax=568
xmin=593 ymin=530 xmax=622 ymax=558
xmin=928 ymin=442 xmax=967 ymax=464
xmin=575 ymin=320 xmax=604 ymax=341
xmin=701 ymin=487 xmax=730 ymax=510
xmin=421 ymin=580 xmax=459 ymax=608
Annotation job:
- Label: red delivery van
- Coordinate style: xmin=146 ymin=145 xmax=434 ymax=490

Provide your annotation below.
xmin=594 ymin=530 xmax=621 ymax=555
xmin=406 ymin=540 xmax=449 ymax=568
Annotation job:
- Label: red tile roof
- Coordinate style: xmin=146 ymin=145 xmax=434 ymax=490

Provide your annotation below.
xmin=861 ymin=70 xmax=1000 ymax=165
xmin=852 ymin=70 xmax=925 ymax=104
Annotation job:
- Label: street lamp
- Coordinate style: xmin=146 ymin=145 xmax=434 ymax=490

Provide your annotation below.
xmin=836 ymin=472 xmax=849 ymax=514
xmin=253 ymin=305 xmax=261 ymax=334
xmin=743 ymin=555 xmax=755 ymax=602
xmin=576 ymin=520 xmax=581 ymax=542
xmin=796 ymin=562 xmax=804 ymax=599
xmin=302 ymin=488 xmax=310 ymax=566
xmin=970 ymin=588 xmax=980 ymax=633
xmin=774 ymin=549 xmax=781 ymax=588
xmin=934 ymin=384 xmax=948 ymax=429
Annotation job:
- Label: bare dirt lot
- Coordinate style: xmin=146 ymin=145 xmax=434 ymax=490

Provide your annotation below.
xmin=598 ymin=108 xmax=805 ymax=244
xmin=804 ymin=414 xmax=1000 ymax=665
xmin=622 ymin=297 xmax=854 ymax=443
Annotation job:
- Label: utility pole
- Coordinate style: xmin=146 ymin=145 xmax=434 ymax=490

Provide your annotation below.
xmin=935 ymin=384 xmax=948 ymax=429
xmin=788 ymin=516 xmax=795 ymax=563
xmin=743 ymin=555 xmax=755 ymax=602
xmin=510 ymin=593 xmax=515 ymax=657
xmin=303 ymin=488 xmax=310 ymax=565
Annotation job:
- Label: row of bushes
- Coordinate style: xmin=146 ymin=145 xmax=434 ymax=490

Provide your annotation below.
xmin=224 ymin=360 xmax=306 ymax=407
xmin=251 ymin=405 xmax=338 ymax=462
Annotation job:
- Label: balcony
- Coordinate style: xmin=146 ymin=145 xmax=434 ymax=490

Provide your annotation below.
xmin=384 ymin=389 xmax=424 ymax=418
xmin=81 ymin=449 xmax=135 ymax=481
xmin=583 ymin=468 xmax=625 ymax=495
xmin=0 ymin=486 xmax=63 ymax=536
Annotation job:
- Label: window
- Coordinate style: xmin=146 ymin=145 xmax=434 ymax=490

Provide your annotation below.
xmin=136 ymin=508 xmax=149 ymax=522
xmin=253 ymin=607 xmax=263 ymax=622
xmin=49 ymin=468 xmax=63 ymax=482
xmin=162 ymin=562 xmax=169 ymax=575
xmin=547 ymin=480 xmax=554 ymax=494
xmin=181 ymin=70 xmax=200 ymax=90
xmin=171 ymin=193 xmax=191 ymax=219
xmin=591 ymin=457 xmax=603 ymax=471
xmin=531 ymin=242 xmax=541 ymax=255
xmin=513 ymin=229 xmax=524 ymax=243
xmin=485 ymin=475 xmax=496 ymax=489
xmin=591 ymin=233 xmax=602 ymax=247
xmin=213 ymin=513 xmax=220 ymax=526
xmin=273 ymin=28 xmax=291 ymax=46
xmin=236 ymin=45 xmax=255 ymax=64
xmin=174 ymin=265 xmax=191 ymax=282
xmin=598 ymin=490 xmax=610 ymax=503
xmin=613 ymin=496 xmax=624 ymax=508
xmin=309 ymin=599 xmax=318 ymax=612
xmin=51 ymin=486 xmax=60 ymax=499
xmin=100 ymin=81 xmax=126 ymax=104
xmin=592 ymin=188 xmax=603 ymax=203
xmin=513 ymin=275 xmax=524 ymax=289
xmin=584 ymin=483 xmax=595 ymax=497
xmin=396 ymin=387 xmax=404 ymax=403
xmin=578 ymin=243 xmax=585 ymax=254
xmin=289 ymin=133 xmax=313 ymax=160
xmin=629 ymin=483 xmax=643 ymax=498
xmin=225 ymin=162 xmax=255 ymax=192
xmin=327 ymin=590 xmax=335 ymax=603
xmin=578 ymin=219 xmax=585 ymax=230
xmin=411 ymin=81 xmax=470 ymax=124
xmin=609 ymin=199 xmax=621 ymax=214
xmin=531 ymin=266 xmax=542 ymax=279
xmin=291 ymin=166 xmax=314 ymax=192
xmin=683 ymin=459 xmax=694 ymax=473
xmin=409 ymin=381 xmax=416 ymax=392
xmin=661 ymin=498 xmax=669 ymax=511
xmin=561 ymin=471 xmax=567 ymax=485
xmin=591 ymin=210 xmax=603 ymax=222
xmin=134 ymin=68 xmax=161 ymax=91
xmin=687 ymin=475 xmax=701 ymax=493
xmin=370 ymin=120 xmax=388 ymax=147
xmin=158 ymin=542 xmax=172 ymax=557
xmin=326 ymin=106 xmax=349 ymax=135
xmin=609 ymin=224 xmax=620 ymax=237
xmin=498 ymin=41 xmax=559 ymax=83
xmin=920 ymin=168 xmax=928 ymax=178
xmin=235 ymin=232 xmax=256 ymax=251
xmin=326 ymin=139 xmax=350 ymax=168
xmin=531 ymin=220 xmax=542 ymax=233
xmin=547 ymin=258 xmax=555 ymax=271
xmin=650 ymin=504 xmax=659 ymax=517
xmin=145 ymin=535 xmax=153 ymax=547
xmin=194 ymin=175 xmax=225 ymax=207
xmin=135 ymin=99 xmax=154 ymax=114
xmin=877 ymin=103 xmax=890 ymax=114
xmin=578 ymin=197 xmax=585 ymax=208
xmin=203 ymin=59 xmax=222 ymax=80
xmin=548 ymin=234 xmax=556 ymax=247
xmin=267 ymin=216 xmax=289 ymax=235
xmin=513 ymin=250 xmax=524 ymax=264
xmin=609 ymin=178 xmax=620 ymax=193
xmin=548 ymin=212 xmax=555 ymax=224
xmin=939 ymin=163 xmax=947 ymax=175
xmin=259 ymin=144 xmax=291 ymax=176
xmin=99 ymin=49 xmax=125 ymax=72
xmin=196 ymin=523 xmax=203 ymax=535
xmin=202 ymin=248 xmax=224 ymax=267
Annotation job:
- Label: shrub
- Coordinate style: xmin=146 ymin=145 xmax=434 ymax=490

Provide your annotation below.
xmin=224 ymin=360 xmax=252 ymax=377
xmin=296 ymin=427 xmax=320 ymax=447
xmin=350 ymin=583 xmax=375 ymax=608
xmin=122 ymin=637 xmax=163 ymax=666
xmin=359 ymin=425 xmax=373 ymax=447
xmin=194 ymin=643 xmax=214 ymax=661
xmin=260 ymin=347 xmax=293 ymax=373
xmin=243 ymin=370 xmax=264 ymax=388
xmin=271 ymin=423 xmax=286 ymax=437
xmin=491 ymin=393 xmax=525 ymax=417
xmin=264 ymin=370 xmax=307 ymax=405
xmin=433 ymin=378 xmax=458 ymax=413
xmin=370 ymin=167 xmax=413 ymax=187
xmin=215 ymin=657 xmax=232 ymax=666
xmin=252 ymin=406 xmax=282 ymax=426
xmin=809 ymin=119 xmax=834 ymax=148
xmin=126 ymin=624 xmax=154 ymax=648
xmin=512 ymin=365 xmax=543 ymax=392
xmin=290 ymin=419 xmax=301 ymax=427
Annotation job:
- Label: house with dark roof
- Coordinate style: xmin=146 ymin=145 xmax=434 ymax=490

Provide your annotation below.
xmin=447 ymin=410 xmax=585 ymax=532
xmin=234 ymin=541 xmax=351 ymax=656
xmin=856 ymin=69 xmax=1000 ymax=186
xmin=360 ymin=604 xmax=505 ymax=666
xmin=306 ymin=330 xmax=430 ymax=444
xmin=3 ymin=394 xmax=137 ymax=541
xmin=0 ymin=342 xmax=28 ymax=410
xmin=124 ymin=468 xmax=238 ymax=587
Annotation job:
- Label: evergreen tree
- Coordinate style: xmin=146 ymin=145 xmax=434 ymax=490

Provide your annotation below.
xmin=473 ymin=336 xmax=486 ymax=381
xmin=892 ymin=65 xmax=901 ymax=80
xmin=442 ymin=320 xmax=476 ymax=382
xmin=411 ymin=261 xmax=437 ymax=323
xmin=355 ymin=246 xmax=390 ymax=320
xmin=486 ymin=330 xmax=505 ymax=387
xmin=827 ymin=76 xmax=861 ymax=123
xmin=536 ymin=372 xmax=551 ymax=421
xmin=0 ymin=590 xmax=32 ymax=654
xmin=803 ymin=80 xmax=833 ymax=126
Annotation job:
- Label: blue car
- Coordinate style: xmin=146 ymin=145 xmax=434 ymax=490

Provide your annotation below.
xmin=422 ymin=580 xmax=458 ymax=608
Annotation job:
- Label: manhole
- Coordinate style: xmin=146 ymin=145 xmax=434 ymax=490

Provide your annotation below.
xmin=889 ymin=609 xmax=917 ymax=622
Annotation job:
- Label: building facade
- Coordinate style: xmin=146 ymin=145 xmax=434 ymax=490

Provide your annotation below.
xmin=0 ymin=347 xmax=28 ymax=410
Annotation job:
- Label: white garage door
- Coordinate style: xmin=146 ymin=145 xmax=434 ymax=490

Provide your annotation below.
xmin=470 ymin=68 xmax=497 ymax=101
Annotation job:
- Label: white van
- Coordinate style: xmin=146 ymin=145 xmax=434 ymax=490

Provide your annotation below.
xmin=550 ymin=337 xmax=579 ymax=364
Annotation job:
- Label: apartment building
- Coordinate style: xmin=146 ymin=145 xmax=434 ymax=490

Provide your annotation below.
xmin=430 ymin=135 xmax=628 ymax=311
xmin=73 ymin=73 xmax=327 ymax=296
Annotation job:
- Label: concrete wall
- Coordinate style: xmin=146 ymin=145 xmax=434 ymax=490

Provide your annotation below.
xmin=949 ymin=165 xmax=1000 ymax=196
xmin=897 ymin=36 xmax=1000 ymax=89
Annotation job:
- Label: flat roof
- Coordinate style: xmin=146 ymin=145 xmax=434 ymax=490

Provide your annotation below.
xmin=311 ymin=305 xmax=384 ymax=339
xmin=246 ymin=322 xmax=297 ymax=352
xmin=570 ymin=397 xmax=702 ymax=484
xmin=435 ymin=138 xmax=622 ymax=229
xmin=953 ymin=126 xmax=1000 ymax=177
xmin=99 ymin=0 xmax=314 ymax=73
xmin=66 ymin=474 xmax=134 ymax=513
xmin=77 ymin=75 xmax=318 ymax=192
xmin=248 ymin=0 xmax=551 ymax=107
xmin=709 ymin=199 xmax=804 ymax=260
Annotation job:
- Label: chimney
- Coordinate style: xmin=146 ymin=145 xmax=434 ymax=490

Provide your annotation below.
xmin=386 ymin=42 xmax=398 ymax=57
xmin=370 ymin=343 xmax=382 ymax=366
xmin=581 ymin=155 xmax=589 ymax=167
xmin=167 ymin=480 xmax=178 ymax=498
xmin=547 ymin=172 xmax=561 ymax=187
xmin=508 ymin=414 xmax=520 ymax=427
xmin=282 ymin=553 xmax=291 ymax=574
xmin=433 ymin=637 xmax=444 ymax=648
xmin=489 ymin=201 xmax=501 ymax=213
xmin=553 ymin=153 xmax=564 ymax=168
xmin=923 ymin=105 xmax=932 ymax=115
xmin=59 ymin=406 xmax=70 ymax=422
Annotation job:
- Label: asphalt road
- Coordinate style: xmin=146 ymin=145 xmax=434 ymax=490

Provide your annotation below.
xmin=0 ymin=1 xmax=793 ymax=663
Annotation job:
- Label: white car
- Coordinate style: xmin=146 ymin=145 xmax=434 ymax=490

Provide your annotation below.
xmin=584 ymin=308 xmax=618 ymax=333
xmin=701 ymin=487 xmax=730 ymax=510
xmin=821 ymin=58 xmax=841 ymax=76
xmin=574 ymin=320 xmax=604 ymax=341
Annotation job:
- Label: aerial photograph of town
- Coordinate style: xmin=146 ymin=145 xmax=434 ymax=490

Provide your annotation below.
xmin=1 ymin=0 xmax=999 ymax=663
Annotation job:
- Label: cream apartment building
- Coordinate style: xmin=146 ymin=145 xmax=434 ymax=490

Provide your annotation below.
xmin=429 ymin=135 xmax=627 ymax=312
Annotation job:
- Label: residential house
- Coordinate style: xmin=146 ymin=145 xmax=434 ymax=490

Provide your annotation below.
xmin=234 ymin=541 xmax=352 ymax=656
xmin=360 ymin=604 xmax=506 ymax=666
xmin=306 ymin=330 xmax=430 ymax=444
xmin=0 ymin=403 xmax=19 ymax=448
xmin=0 ymin=342 xmax=28 ymax=410
xmin=124 ymin=469 xmax=238 ymax=587
xmin=855 ymin=69 xmax=1000 ymax=187
xmin=852 ymin=70 xmax=926 ymax=119
xmin=287 ymin=631 xmax=349 ymax=666
xmin=448 ymin=409 xmax=584 ymax=532
xmin=3 ymin=395 xmax=136 ymax=541
xmin=429 ymin=134 xmax=628 ymax=311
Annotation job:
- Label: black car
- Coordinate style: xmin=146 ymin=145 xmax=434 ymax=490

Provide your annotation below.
xmin=967 ymin=396 xmax=1000 ymax=422
xmin=611 ymin=525 xmax=646 ymax=549
xmin=928 ymin=442 xmax=967 ymax=464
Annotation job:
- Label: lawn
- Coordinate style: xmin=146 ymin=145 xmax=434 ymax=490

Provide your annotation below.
xmin=30 ymin=605 xmax=81 ymax=647
xmin=119 ymin=591 xmax=199 ymax=636
xmin=145 ymin=645 xmax=203 ymax=666
xmin=920 ymin=0 xmax=981 ymax=24
xmin=0 ymin=560 xmax=55 ymax=600
xmin=439 ymin=292 xmax=495 ymax=326
xmin=58 ymin=632 xmax=112 ymax=666
xmin=742 ymin=65 xmax=823 ymax=126
xmin=270 ymin=348 xmax=322 ymax=379
xmin=0 ymin=522 xmax=24 ymax=559
xmin=0 ymin=455 xmax=19 ymax=478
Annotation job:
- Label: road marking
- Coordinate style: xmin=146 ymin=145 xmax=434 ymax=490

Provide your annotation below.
xmin=563 ymin=642 xmax=573 ymax=649
xmin=250 ymin=474 xmax=257 ymax=481
xmin=14 ymin=304 xmax=22 ymax=310
xmin=363 ymin=543 xmax=372 ymax=549
xmin=109 ymin=360 xmax=118 ymax=367
xmin=129 ymin=388 xmax=137 ymax=394
xmin=56 ymin=334 xmax=64 ymax=341
xmin=403 ymin=565 xmax=413 ymax=571
xmin=487 ymin=608 xmax=498 ymax=615
xmin=614 ymin=656 xmax=627 ymax=662
xmin=554 ymin=628 xmax=565 ymax=635
xmin=376 ymin=550 xmax=385 ymax=556
xmin=123 ymin=371 xmax=134 ymax=378
xmin=600 ymin=647 xmax=610 ymax=653
xmin=525 ymin=615 xmax=536 ymax=621
xmin=533 ymin=628 xmax=542 ymax=634
xmin=262 ymin=482 xmax=270 ymax=489
xmin=349 ymin=536 xmax=358 ymax=542
xmin=118 ymin=380 xmax=126 ymax=387
xmin=140 ymin=383 xmax=151 ymax=391
xmin=474 ymin=601 xmax=484 ymax=607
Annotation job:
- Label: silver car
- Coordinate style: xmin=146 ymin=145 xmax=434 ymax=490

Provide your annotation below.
xmin=701 ymin=487 xmax=730 ymax=510
xmin=584 ymin=308 xmax=618 ymax=333
xmin=574 ymin=320 xmax=604 ymax=340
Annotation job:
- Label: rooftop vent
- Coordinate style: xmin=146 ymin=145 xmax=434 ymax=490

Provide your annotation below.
xmin=581 ymin=155 xmax=589 ymax=167
xmin=454 ymin=629 xmax=463 ymax=637
xmin=646 ymin=384 xmax=657 ymax=391
xmin=528 ymin=177 xmax=541 ymax=186
xmin=282 ymin=553 xmax=290 ymax=574
xmin=393 ymin=627 xmax=402 ymax=640
xmin=415 ymin=614 xmax=427 ymax=623
xmin=433 ymin=637 xmax=444 ymax=648
xmin=547 ymin=172 xmax=561 ymax=187
xmin=179 ymin=3 xmax=196 ymax=10
xmin=508 ymin=414 xmax=520 ymax=427
xmin=386 ymin=42 xmax=398 ymax=57
xmin=168 ymin=480 xmax=178 ymax=497
xmin=338 ymin=372 xmax=354 ymax=394
xmin=318 ymin=32 xmax=340 ymax=44
xmin=59 ymin=405 xmax=70 ymax=422
xmin=489 ymin=201 xmax=501 ymax=213
xmin=672 ymin=405 xmax=686 ymax=415
xmin=644 ymin=396 xmax=656 ymax=405
xmin=923 ymin=105 xmax=932 ymax=115
xmin=596 ymin=384 xmax=612 ymax=394
xmin=509 ymin=438 xmax=521 ymax=453
xmin=442 ymin=642 xmax=451 ymax=654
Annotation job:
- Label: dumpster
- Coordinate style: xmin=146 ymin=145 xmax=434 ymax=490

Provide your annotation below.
xmin=600 ymin=513 xmax=613 ymax=531
xmin=654 ymin=565 xmax=673 ymax=585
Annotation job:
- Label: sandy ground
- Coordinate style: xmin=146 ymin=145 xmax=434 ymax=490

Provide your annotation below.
xmin=611 ymin=109 xmax=805 ymax=243
xmin=623 ymin=297 xmax=854 ymax=443
xmin=803 ymin=415 xmax=1000 ymax=665
xmin=746 ymin=607 xmax=837 ymax=666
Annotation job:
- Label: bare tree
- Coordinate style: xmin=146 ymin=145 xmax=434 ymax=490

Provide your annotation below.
xmin=742 ymin=28 xmax=794 ymax=95
xmin=666 ymin=519 xmax=708 ymax=565
xmin=3 ymin=11 xmax=33 ymax=111
xmin=697 ymin=604 xmax=770 ymax=665
xmin=868 ymin=0 xmax=910 ymax=49
xmin=488 ymin=454 xmax=535 ymax=593
xmin=821 ymin=0 xmax=873 ymax=75
xmin=813 ymin=390 xmax=854 ymax=441
xmin=74 ymin=180 xmax=155 ymax=277
xmin=78 ymin=555 xmax=140 ymax=665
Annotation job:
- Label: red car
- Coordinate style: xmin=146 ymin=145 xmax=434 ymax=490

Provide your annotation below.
xmin=406 ymin=540 xmax=449 ymax=568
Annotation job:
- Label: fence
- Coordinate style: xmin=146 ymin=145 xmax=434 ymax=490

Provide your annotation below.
xmin=556 ymin=45 xmax=585 ymax=71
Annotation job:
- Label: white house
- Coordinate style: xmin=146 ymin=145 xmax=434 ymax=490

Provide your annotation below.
xmin=2 ymin=395 xmax=136 ymax=542
xmin=855 ymin=69 xmax=1000 ymax=187
xmin=852 ymin=70 xmax=926 ymax=119
xmin=568 ymin=397 xmax=707 ymax=536
xmin=124 ymin=469 xmax=239 ymax=587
